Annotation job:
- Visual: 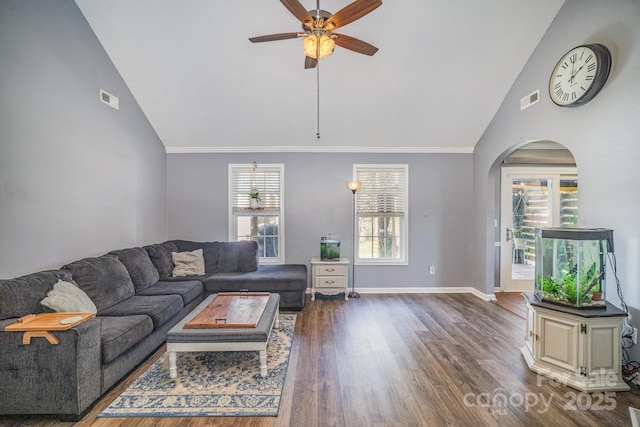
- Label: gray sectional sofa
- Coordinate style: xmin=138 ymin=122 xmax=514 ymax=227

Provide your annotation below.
xmin=0 ymin=240 xmax=307 ymax=420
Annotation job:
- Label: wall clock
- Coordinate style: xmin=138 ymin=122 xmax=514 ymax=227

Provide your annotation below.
xmin=548 ymin=43 xmax=612 ymax=107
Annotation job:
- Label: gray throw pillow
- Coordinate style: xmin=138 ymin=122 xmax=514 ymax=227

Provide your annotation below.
xmin=41 ymin=279 xmax=97 ymax=313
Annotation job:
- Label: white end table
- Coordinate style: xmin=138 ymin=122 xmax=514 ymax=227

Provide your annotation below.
xmin=310 ymin=257 xmax=349 ymax=301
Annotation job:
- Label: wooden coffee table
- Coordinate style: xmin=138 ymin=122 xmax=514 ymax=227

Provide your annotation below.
xmin=166 ymin=293 xmax=280 ymax=378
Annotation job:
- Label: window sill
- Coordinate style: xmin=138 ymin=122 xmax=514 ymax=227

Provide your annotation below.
xmin=355 ymin=260 xmax=407 ymax=266
xmin=259 ymin=258 xmax=284 ymax=265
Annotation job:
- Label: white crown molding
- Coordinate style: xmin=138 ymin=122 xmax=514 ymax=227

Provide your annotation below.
xmin=165 ymin=146 xmax=474 ymax=154
xmin=305 ymin=286 xmax=497 ymax=301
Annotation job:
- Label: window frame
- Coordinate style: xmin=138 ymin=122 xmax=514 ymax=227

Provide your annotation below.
xmin=353 ymin=164 xmax=408 ymax=266
xmin=228 ymin=163 xmax=285 ymax=264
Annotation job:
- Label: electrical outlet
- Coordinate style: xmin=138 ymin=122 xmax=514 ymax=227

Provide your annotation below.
xmin=428 ymin=265 xmax=435 ymax=275
xmin=633 ymin=328 xmax=638 ymax=345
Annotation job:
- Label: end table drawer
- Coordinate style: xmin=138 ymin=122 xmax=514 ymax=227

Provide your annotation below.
xmin=313 ymin=265 xmax=347 ymax=276
xmin=314 ymin=276 xmax=346 ymax=288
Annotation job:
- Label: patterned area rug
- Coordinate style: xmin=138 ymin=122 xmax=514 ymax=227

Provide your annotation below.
xmin=99 ymin=314 xmax=296 ymax=417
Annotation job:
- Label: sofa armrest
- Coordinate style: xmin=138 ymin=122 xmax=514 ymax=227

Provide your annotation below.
xmin=0 ymin=318 xmax=102 ymax=418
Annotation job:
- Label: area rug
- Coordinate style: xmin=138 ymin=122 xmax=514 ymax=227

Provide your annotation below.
xmin=99 ymin=314 xmax=296 ymax=418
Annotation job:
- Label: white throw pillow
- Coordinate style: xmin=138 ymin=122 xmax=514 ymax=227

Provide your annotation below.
xmin=41 ymin=279 xmax=98 ymax=313
xmin=172 ymin=249 xmax=205 ymax=277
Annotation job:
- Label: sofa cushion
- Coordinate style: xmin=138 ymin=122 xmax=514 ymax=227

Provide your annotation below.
xmin=144 ymin=241 xmax=178 ymax=279
xmin=109 ymin=247 xmax=160 ymax=293
xmin=217 ymin=241 xmax=259 ymax=273
xmin=172 ymin=240 xmax=220 ymax=274
xmin=172 ymin=249 xmax=205 ymax=277
xmin=137 ymin=280 xmax=203 ymax=305
xmin=40 ymin=279 xmax=97 ymax=313
xmin=205 ymin=264 xmax=307 ymax=291
xmin=98 ymin=295 xmax=183 ymax=328
xmin=160 ymin=274 xmax=209 ymax=283
xmin=0 ymin=270 xmax=73 ymax=321
xmin=98 ymin=315 xmax=154 ymax=363
xmin=63 ymin=255 xmax=135 ymax=313
xmin=204 ymin=264 xmax=307 ymax=310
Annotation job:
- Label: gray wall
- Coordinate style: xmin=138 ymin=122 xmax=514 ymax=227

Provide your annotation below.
xmin=168 ymin=152 xmax=473 ymax=289
xmin=472 ymin=0 xmax=640 ymax=353
xmin=0 ymin=0 xmax=168 ymax=278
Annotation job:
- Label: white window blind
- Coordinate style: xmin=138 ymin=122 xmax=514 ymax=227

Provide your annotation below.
xmin=353 ymin=164 xmax=408 ymax=264
xmin=356 ymin=166 xmax=406 ymax=216
xmin=229 ymin=163 xmax=284 ymax=263
xmin=231 ymin=165 xmax=281 ymax=210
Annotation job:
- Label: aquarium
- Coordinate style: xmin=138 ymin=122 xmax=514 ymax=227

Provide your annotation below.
xmin=320 ymin=237 xmax=340 ymax=261
xmin=534 ymin=228 xmax=613 ymax=309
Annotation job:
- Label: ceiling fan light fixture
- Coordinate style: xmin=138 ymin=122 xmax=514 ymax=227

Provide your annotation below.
xmin=318 ymin=34 xmax=335 ymax=58
xmin=302 ymin=35 xmax=318 ymax=57
xmin=302 ymin=34 xmax=335 ymax=59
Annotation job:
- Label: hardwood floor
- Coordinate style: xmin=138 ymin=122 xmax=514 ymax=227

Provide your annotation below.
xmin=494 ymin=292 xmax=526 ymax=318
xmin=2 ymin=293 xmax=640 ymax=427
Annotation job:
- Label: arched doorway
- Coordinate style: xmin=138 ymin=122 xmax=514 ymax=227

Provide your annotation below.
xmin=494 ymin=141 xmax=577 ymax=312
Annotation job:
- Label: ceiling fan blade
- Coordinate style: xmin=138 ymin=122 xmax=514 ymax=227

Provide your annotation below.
xmin=326 ymin=0 xmax=382 ymax=30
xmin=334 ymin=33 xmax=378 ymax=56
xmin=305 ymin=56 xmax=318 ymax=69
xmin=280 ymin=0 xmax=313 ymax=25
xmin=249 ymin=32 xmax=301 ymax=43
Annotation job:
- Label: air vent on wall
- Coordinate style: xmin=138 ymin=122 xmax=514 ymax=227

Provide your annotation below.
xmin=520 ymin=89 xmax=539 ymax=110
xmin=100 ymin=89 xmax=119 ymax=110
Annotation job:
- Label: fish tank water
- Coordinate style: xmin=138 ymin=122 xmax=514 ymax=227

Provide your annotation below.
xmin=534 ymin=228 xmax=613 ymax=309
xmin=320 ymin=237 xmax=340 ymax=261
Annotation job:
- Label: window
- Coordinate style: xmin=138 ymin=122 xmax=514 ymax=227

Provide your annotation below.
xmin=354 ymin=164 xmax=408 ymax=265
xmin=229 ymin=163 xmax=284 ymax=263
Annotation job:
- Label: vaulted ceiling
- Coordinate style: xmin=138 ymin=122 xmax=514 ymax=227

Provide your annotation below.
xmin=75 ymin=0 xmax=565 ymax=153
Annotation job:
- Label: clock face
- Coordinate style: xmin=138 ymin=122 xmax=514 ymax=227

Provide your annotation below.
xmin=549 ymin=44 xmax=611 ymax=107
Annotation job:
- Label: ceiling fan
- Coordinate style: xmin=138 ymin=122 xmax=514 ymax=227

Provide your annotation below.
xmin=249 ymin=0 xmax=382 ymax=69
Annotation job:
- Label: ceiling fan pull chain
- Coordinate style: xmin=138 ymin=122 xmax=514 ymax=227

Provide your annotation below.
xmin=316 ymin=61 xmax=321 ymax=139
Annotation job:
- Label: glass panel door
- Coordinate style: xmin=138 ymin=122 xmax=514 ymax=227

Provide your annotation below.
xmin=560 ymin=179 xmax=579 ymax=227
xmin=500 ymin=167 xmax=577 ymax=291
xmin=510 ymin=178 xmax=551 ymax=280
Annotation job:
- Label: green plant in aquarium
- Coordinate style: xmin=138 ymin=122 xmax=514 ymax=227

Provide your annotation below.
xmin=540 ymin=261 xmax=602 ymax=306
xmin=541 ymin=275 xmax=563 ymax=299
xmin=562 ymin=271 xmax=577 ymax=302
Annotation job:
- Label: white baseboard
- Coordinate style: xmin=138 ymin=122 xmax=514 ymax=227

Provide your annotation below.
xmin=630 ymin=407 xmax=640 ymax=427
xmin=307 ymin=287 xmax=497 ymax=302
